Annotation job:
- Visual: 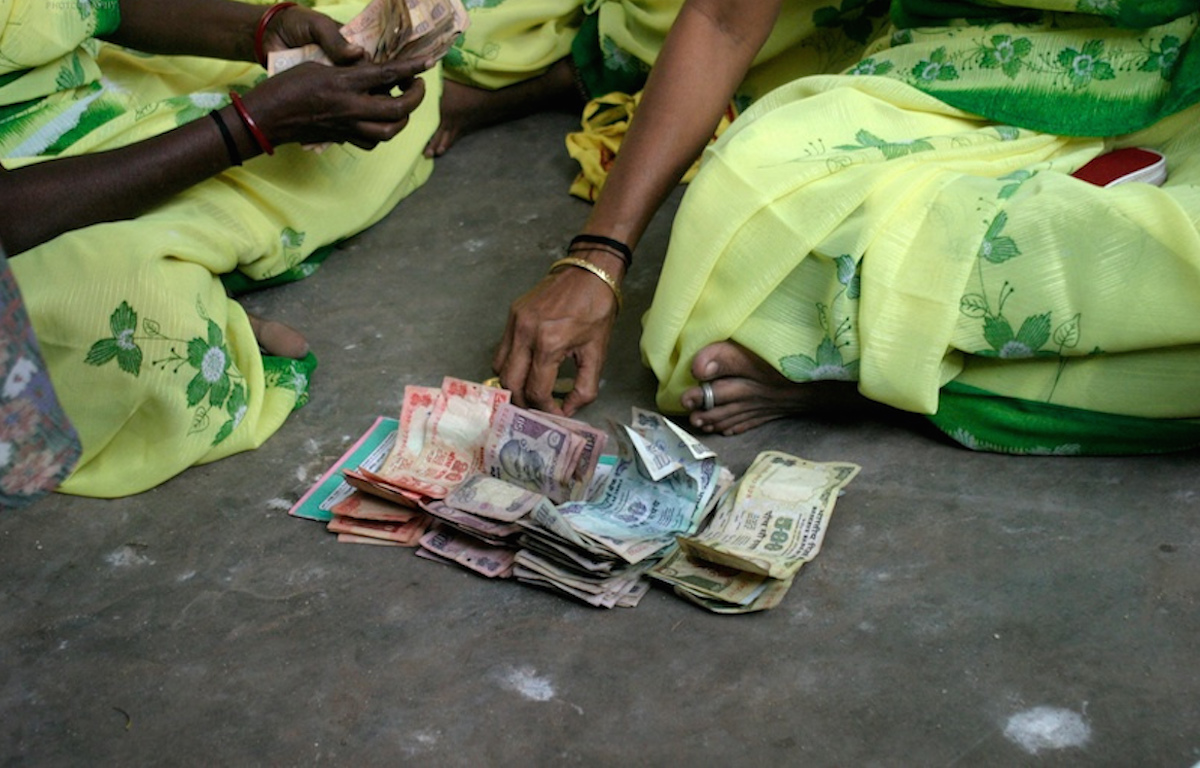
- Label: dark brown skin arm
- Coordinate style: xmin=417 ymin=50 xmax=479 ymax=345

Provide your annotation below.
xmin=1 ymin=0 xmax=428 ymax=257
xmin=0 ymin=108 xmax=249 ymax=256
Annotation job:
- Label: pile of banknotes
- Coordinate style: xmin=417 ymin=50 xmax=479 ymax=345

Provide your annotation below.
xmin=290 ymin=377 xmax=860 ymax=613
xmin=268 ymin=0 xmax=468 ymax=74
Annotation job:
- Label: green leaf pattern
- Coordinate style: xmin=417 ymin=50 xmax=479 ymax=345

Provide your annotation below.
xmin=959 ymin=188 xmax=1097 ymax=402
xmin=779 ymin=255 xmax=861 ymax=384
xmin=849 ymin=24 xmax=1184 ymax=95
xmin=83 ymin=300 xmax=270 ymax=447
xmin=835 ymin=129 xmax=934 ymax=160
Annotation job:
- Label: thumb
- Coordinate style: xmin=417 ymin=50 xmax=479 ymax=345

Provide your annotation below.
xmin=315 ymin=26 xmax=367 ymax=66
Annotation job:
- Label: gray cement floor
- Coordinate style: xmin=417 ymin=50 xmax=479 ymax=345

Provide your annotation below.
xmin=4 ymin=112 xmax=1200 ymax=767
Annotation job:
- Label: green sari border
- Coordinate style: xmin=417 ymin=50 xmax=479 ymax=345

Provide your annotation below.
xmin=929 ymin=381 xmax=1200 ymax=456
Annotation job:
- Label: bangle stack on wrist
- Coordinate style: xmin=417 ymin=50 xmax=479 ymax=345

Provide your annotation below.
xmin=228 ymin=92 xmax=275 ymax=156
xmin=254 ymin=1 xmax=298 ymax=68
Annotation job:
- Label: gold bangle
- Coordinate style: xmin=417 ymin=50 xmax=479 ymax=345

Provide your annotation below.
xmin=548 ymin=257 xmax=623 ymax=313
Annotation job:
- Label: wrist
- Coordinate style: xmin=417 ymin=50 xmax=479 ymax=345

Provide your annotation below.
xmin=227 ymin=94 xmax=275 ymax=156
xmin=255 ymin=2 xmax=299 ymax=67
xmin=549 ymin=257 xmax=623 ymax=314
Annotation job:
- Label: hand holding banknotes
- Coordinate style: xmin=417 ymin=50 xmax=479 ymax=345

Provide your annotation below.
xmin=255 ymin=3 xmax=370 ymax=67
xmin=241 ymin=59 xmax=428 ymax=150
xmin=263 ymin=0 xmax=468 ymax=150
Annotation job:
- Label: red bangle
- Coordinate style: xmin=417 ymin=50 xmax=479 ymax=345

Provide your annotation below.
xmin=254 ymin=1 xmax=298 ymax=68
xmin=228 ymin=92 xmax=274 ymax=156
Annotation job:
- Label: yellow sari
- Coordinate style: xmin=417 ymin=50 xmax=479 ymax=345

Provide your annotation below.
xmin=2 ymin=0 xmax=441 ymax=496
xmin=644 ymin=2 xmax=1200 ymax=454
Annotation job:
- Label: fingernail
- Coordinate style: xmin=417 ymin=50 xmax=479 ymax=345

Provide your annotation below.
xmin=703 ymin=361 xmax=718 ymax=378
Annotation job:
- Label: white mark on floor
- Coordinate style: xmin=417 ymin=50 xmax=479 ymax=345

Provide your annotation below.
xmin=266 ymin=498 xmax=292 ymax=511
xmin=305 ymin=438 xmax=321 ymax=454
xmin=295 ymin=465 xmax=309 ymax=483
xmin=464 ymin=239 xmax=488 ymax=252
xmin=400 ymin=728 xmax=441 ymax=757
xmin=1004 ymin=706 xmax=1090 ymax=754
xmin=105 ymin=546 xmax=154 ymax=568
xmin=414 ymin=730 xmax=438 ymax=746
xmin=499 ymin=666 xmax=556 ymax=702
xmin=177 ymin=570 xmax=197 ymax=582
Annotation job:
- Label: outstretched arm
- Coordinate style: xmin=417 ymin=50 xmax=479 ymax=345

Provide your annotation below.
xmin=493 ymin=0 xmax=782 ymax=414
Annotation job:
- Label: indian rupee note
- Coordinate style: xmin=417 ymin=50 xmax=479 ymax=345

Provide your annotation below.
xmin=443 ymin=473 xmax=547 ymax=522
xmin=678 ymin=451 xmax=860 ymax=579
xmin=484 ymin=404 xmax=581 ymax=503
xmin=419 ymin=524 xmax=516 ymax=578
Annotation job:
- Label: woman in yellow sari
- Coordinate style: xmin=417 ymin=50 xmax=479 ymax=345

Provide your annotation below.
xmin=494 ymin=0 xmax=1200 ymax=455
xmin=1 ymin=0 xmax=439 ymax=498
xmin=427 ymin=0 xmax=891 ymax=161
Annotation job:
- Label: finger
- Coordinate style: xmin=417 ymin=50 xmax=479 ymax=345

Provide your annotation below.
xmin=493 ymin=314 xmax=516 ymax=375
xmin=560 ymin=348 xmax=602 ymax=417
xmin=371 ymin=58 xmax=434 ymax=88
xmin=306 ymin=17 xmax=366 ymax=65
xmin=525 ymin=348 xmax=565 ymax=415
xmin=500 ymin=340 xmax=533 ymax=409
xmin=344 ymin=116 xmax=413 ymax=147
xmin=355 ymin=77 xmax=426 ymax=119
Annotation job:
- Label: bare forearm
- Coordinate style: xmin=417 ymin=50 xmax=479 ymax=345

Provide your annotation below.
xmin=100 ymin=0 xmax=264 ymax=61
xmin=0 ymin=106 xmax=258 ymax=255
xmin=581 ymin=0 xmax=781 ymax=250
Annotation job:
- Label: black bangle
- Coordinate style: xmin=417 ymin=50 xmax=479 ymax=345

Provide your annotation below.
xmin=569 ymin=234 xmax=633 ymax=268
xmin=210 ymin=109 xmax=242 ymax=167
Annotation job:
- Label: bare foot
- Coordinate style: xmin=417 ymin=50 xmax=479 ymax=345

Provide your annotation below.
xmin=247 ymin=313 xmax=309 ymax=359
xmin=681 ymin=341 xmax=864 ymax=435
xmin=424 ymin=58 xmax=584 ymax=158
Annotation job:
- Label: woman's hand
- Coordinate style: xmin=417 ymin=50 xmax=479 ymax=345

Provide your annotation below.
xmin=493 ymin=253 xmax=623 ymax=416
xmin=241 ymin=57 xmax=429 ymax=150
xmin=259 ymin=4 xmax=367 ymax=66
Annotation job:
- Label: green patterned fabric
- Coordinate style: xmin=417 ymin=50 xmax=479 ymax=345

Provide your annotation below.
xmin=862 ymin=0 xmax=1200 ymax=135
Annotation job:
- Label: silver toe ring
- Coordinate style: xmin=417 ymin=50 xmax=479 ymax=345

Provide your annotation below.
xmin=700 ymin=381 xmax=716 ymax=411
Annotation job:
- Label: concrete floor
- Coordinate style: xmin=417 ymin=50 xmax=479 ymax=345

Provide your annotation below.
xmin=4 ymin=111 xmax=1199 ymax=767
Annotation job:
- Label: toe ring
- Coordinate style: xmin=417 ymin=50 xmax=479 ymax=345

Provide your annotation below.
xmin=700 ymin=381 xmax=716 ymax=411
